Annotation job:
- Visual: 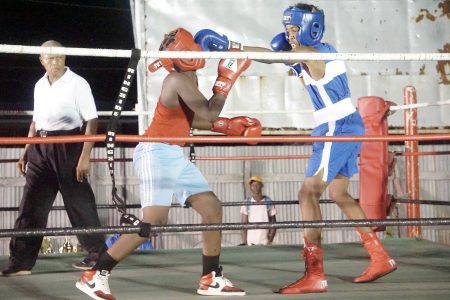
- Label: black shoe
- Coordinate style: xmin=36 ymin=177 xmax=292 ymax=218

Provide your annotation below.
xmin=72 ymin=258 xmax=96 ymax=270
xmin=2 ymin=265 xmax=31 ymax=277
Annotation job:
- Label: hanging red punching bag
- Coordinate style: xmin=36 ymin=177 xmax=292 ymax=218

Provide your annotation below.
xmin=358 ymin=96 xmax=391 ymax=232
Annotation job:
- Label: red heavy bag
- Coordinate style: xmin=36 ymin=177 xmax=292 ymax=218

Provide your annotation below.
xmin=358 ymin=96 xmax=391 ymax=232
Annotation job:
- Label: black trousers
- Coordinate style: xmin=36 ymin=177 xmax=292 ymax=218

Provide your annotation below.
xmin=9 ymin=137 xmax=106 ymax=270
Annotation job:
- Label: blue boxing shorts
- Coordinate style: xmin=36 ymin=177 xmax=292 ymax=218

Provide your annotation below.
xmin=133 ymin=142 xmax=212 ymax=207
xmin=306 ymin=112 xmax=365 ymax=183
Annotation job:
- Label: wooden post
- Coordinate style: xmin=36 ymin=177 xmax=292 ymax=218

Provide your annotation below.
xmin=403 ymin=86 xmax=421 ymax=237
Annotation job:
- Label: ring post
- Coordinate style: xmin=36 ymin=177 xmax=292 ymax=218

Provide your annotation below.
xmin=358 ymin=96 xmax=390 ymax=231
xmin=404 ymin=86 xmax=421 ymax=237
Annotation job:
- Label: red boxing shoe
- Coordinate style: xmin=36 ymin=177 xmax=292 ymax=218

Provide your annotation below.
xmin=278 ymin=238 xmax=328 ymax=294
xmin=353 ymin=232 xmax=397 ymax=283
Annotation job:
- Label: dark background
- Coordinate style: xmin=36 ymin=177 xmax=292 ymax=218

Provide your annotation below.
xmin=0 ymin=0 xmax=137 ymax=137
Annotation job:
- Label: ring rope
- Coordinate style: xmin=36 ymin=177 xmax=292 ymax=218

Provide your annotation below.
xmin=3 ymin=99 xmax=450 ymax=117
xmin=0 ymin=200 xmax=326 ymax=212
xmin=395 ymin=151 xmax=450 ymax=157
xmin=389 ymin=100 xmax=450 ymax=111
xmin=1 ymin=218 xmax=449 ymax=238
xmin=1 ymin=43 xmax=447 ymax=241
xmin=1 ymin=44 xmax=449 ymax=61
xmin=2 ymin=149 xmax=450 ymax=164
xmin=1 ymin=150 xmax=450 ymax=164
xmin=1 ymin=133 xmax=450 ymax=145
xmin=1 ymin=198 xmax=449 ymax=213
xmin=183 ymin=100 xmax=450 ymax=115
xmin=390 ymin=199 xmax=450 ymax=206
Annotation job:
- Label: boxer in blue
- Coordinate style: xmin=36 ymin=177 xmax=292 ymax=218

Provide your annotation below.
xmin=195 ymin=2 xmax=396 ymax=294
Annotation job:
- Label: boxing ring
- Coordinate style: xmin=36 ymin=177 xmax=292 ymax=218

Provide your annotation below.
xmin=1 ymin=42 xmax=450 ymax=299
xmin=0 ymin=239 xmax=449 ymax=300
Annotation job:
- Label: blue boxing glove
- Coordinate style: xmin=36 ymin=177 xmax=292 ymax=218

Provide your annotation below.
xmin=270 ymin=33 xmax=303 ymax=77
xmin=270 ymin=32 xmax=292 ymax=51
xmin=194 ymin=29 xmax=242 ymax=51
xmin=286 ymin=63 xmax=302 ymax=77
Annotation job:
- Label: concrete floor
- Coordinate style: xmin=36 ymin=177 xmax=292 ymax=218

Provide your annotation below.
xmin=0 ymin=238 xmax=449 ymax=300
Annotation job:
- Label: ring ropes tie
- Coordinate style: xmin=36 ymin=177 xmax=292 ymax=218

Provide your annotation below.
xmin=105 ymin=48 xmax=150 ymax=237
xmin=189 ymin=127 xmax=196 ymax=163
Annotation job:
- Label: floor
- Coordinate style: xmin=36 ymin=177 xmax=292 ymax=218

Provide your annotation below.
xmin=0 ymin=238 xmax=449 ymax=299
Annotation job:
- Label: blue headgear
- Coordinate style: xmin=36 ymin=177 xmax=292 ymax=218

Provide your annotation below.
xmin=282 ymin=6 xmax=325 ymax=46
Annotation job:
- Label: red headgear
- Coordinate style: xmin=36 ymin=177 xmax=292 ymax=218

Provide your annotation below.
xmin=148 ymin=28 xmax=205 ymax=73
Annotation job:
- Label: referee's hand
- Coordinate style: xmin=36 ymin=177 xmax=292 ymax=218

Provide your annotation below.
xmin=17 ymin=152 xmax=28 ymax=176
xmin=76 ymin=157 xmax=90 ymax=182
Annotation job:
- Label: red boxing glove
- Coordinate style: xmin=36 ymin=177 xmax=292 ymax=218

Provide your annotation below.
xmin=211 ymin=116 xmax=262 ymax=144
xmin=213 ymin=49 xmax=252 ymax=97
xmin=148 ymin=58 xmax=173 ymax=73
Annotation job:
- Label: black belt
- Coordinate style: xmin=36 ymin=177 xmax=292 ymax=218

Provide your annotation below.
xmin=36 ymin=128 xmax=81 ymax=137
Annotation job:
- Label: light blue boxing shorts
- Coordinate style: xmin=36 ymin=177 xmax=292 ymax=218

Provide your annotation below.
xmin=306 ymin=112 xmax=365 ymax=183
xmin=133 ymin=142 xmax=211 ymax=207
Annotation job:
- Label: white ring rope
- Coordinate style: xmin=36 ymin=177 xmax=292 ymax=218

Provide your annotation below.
xmin=2 ymin=100 xmax=449 ymax=117
xmin=388 ymin=100 xmax=450 ymax=111
xmin=195 ymin=100 xmax=450 ymax=114
xmin=1 ymin=44 xmax=449 ymax=61
xmin=2 ymin=45 xmax=448 ymax=120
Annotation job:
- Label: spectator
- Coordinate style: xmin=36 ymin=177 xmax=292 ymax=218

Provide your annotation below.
xmin=240 ymin=176 xmax=277 ymax=245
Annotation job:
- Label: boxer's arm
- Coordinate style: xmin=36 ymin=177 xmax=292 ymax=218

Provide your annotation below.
xmin=270 ymin=33 xmax=302 ymax=77
xmin=211 ymin=116 xmax=262 ymax=145
xmin=245 ymin=35 xmax=321 ymax=76
xmin=191 ymin=115 xmax=214 ymax=130
xmin=161 ymin=72 xmax=226 ymax=123
xmin=295 ymin=47 xmax=325 ymax=81
xmin=242 ymin=45 xmax=317 ymax=65
xmin=260 ymin=43 xmax=325 ymax=80
xmin=242 ymin=46 xmax=276 ymax=64
xmin=213 ymin=50 xmax=252 ymax=97
xmin=242 ymin=34 xmax=294 ymax=64
xmin=211 ymin=116 xmax=261 ymax=137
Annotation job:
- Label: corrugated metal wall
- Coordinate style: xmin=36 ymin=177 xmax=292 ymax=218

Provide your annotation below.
xmin=1 ymin=144 xmax=449 ymax=255
xmin=134 ymin=0 xmax=450 ymax=132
